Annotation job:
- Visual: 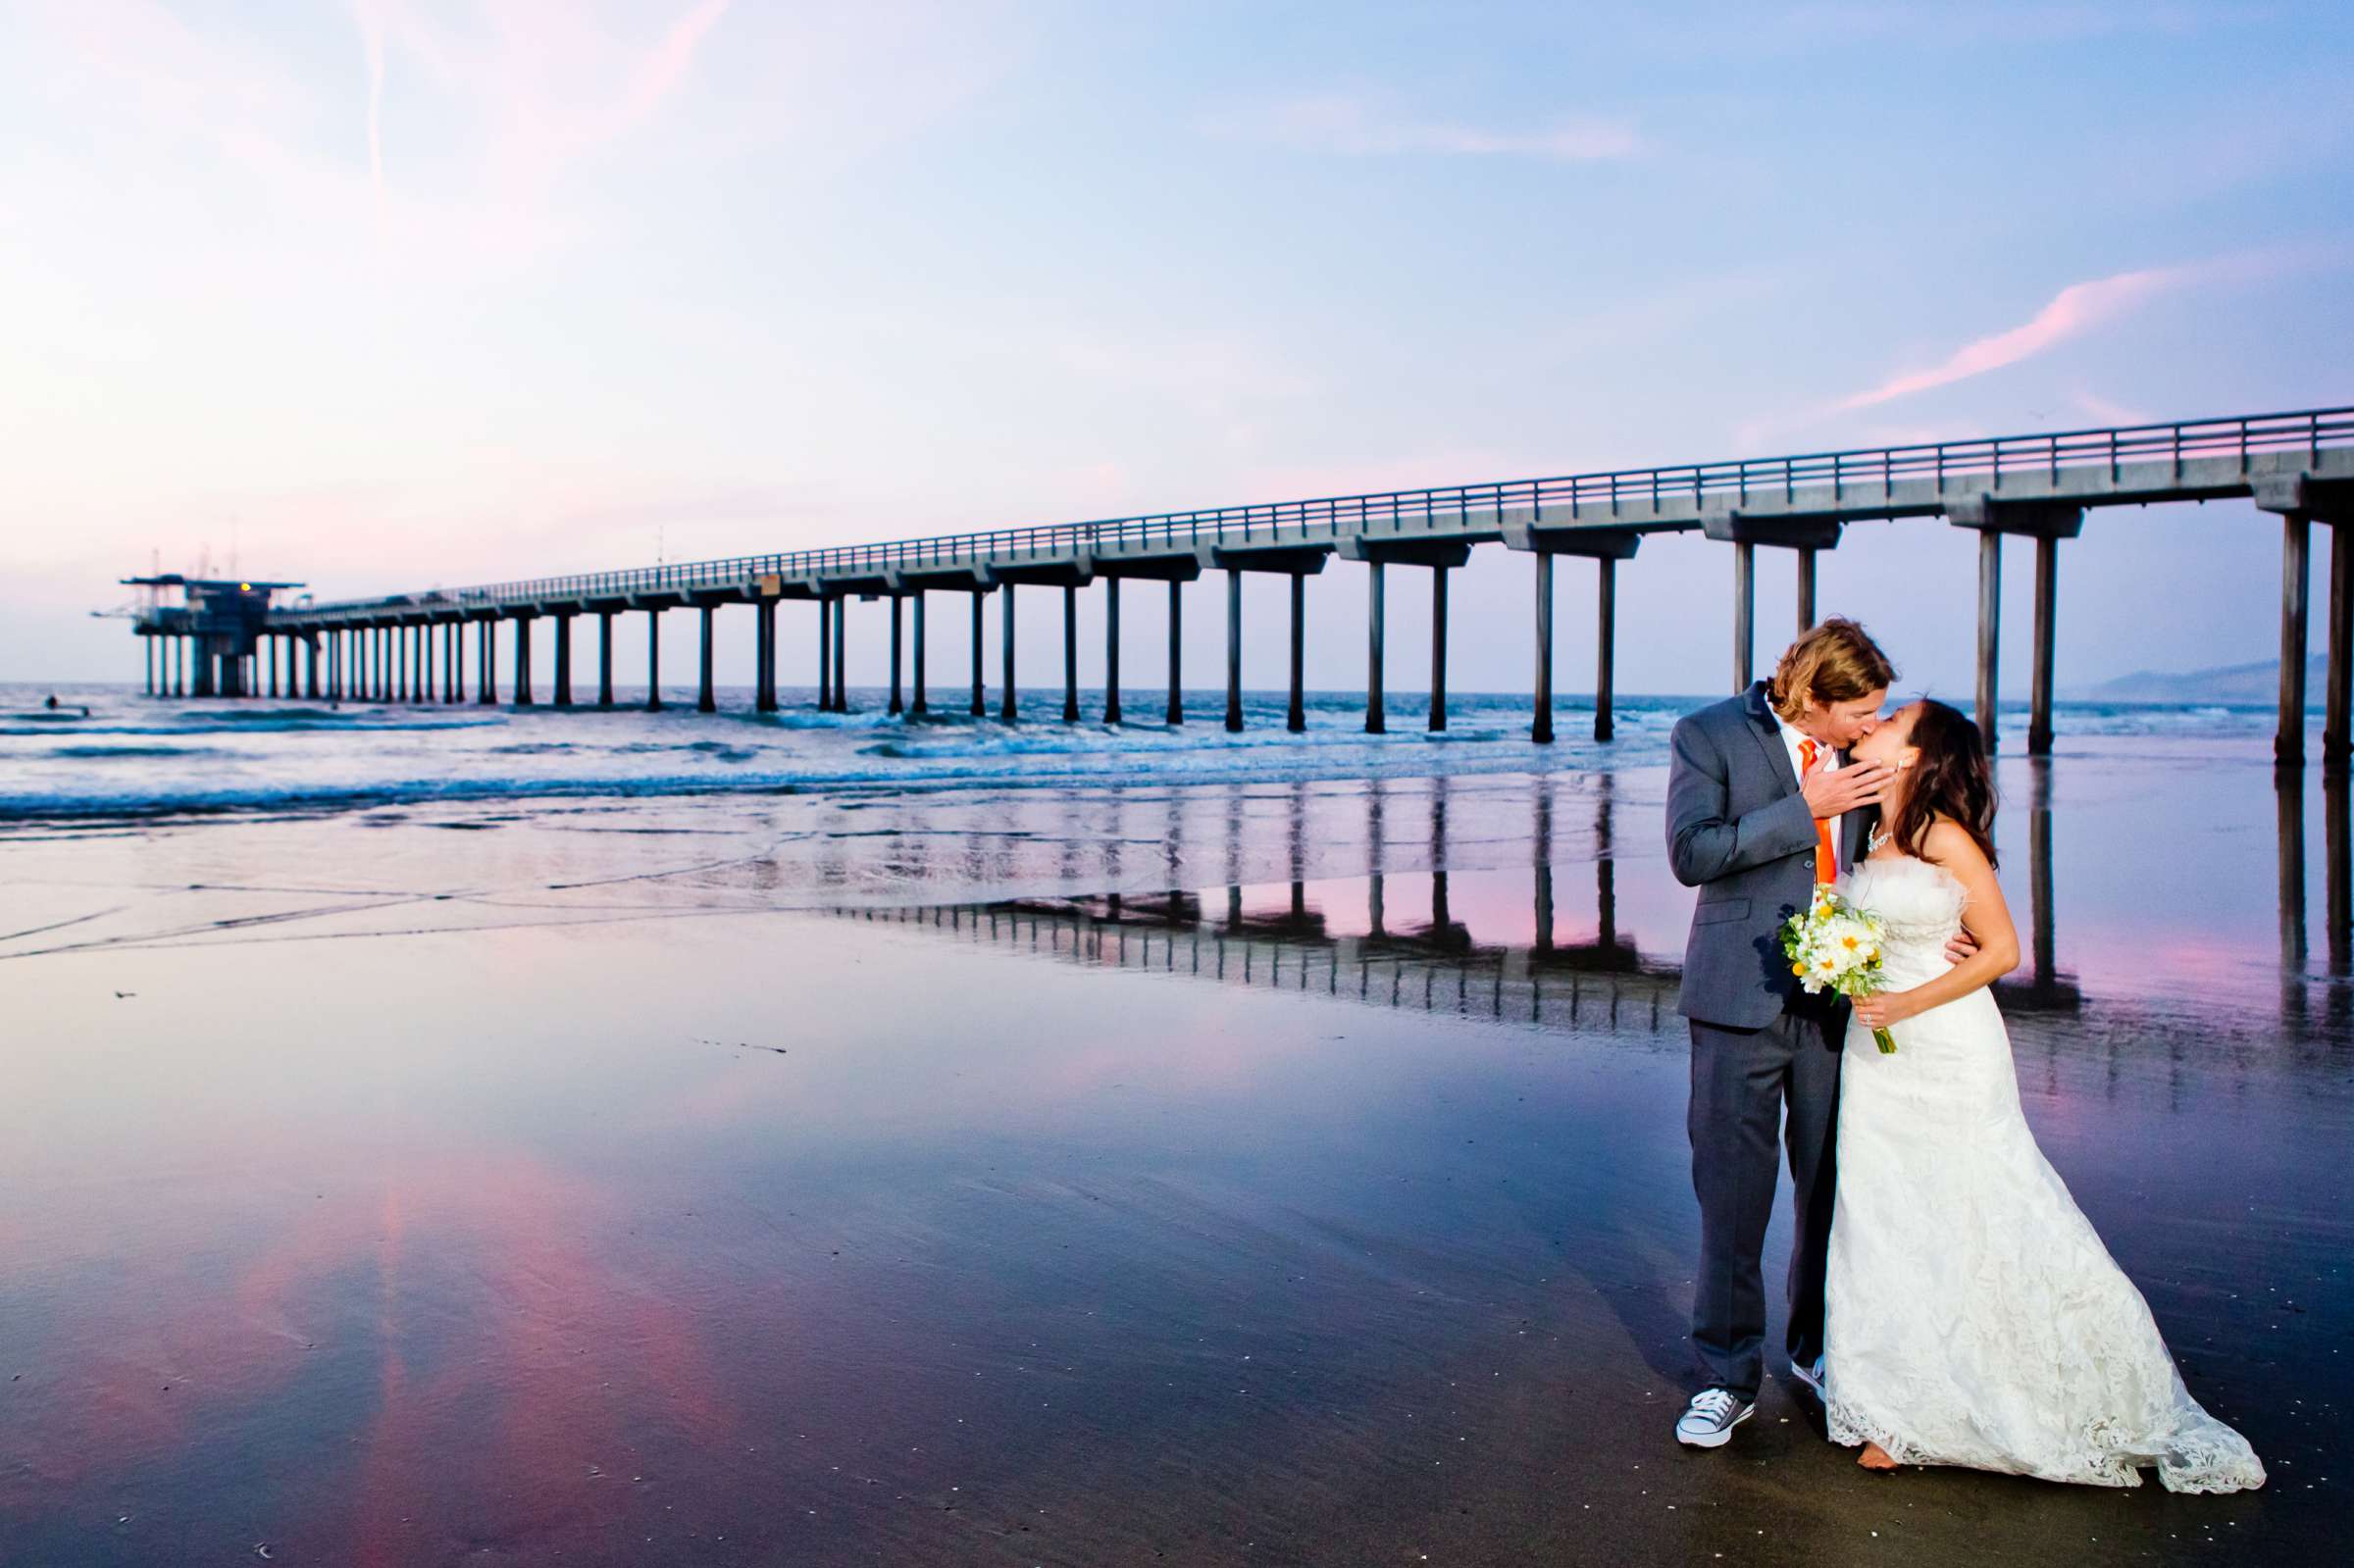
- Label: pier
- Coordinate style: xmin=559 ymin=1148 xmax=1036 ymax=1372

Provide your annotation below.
xmin=129 ymin=406 xmax=2354 ymax=763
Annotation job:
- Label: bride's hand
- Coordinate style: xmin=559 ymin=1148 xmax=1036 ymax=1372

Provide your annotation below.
xmin=1944 ymin=930 xmax=1978 ymax=965
xmin=1852 ymin=990 xmax=1919 ymax=1031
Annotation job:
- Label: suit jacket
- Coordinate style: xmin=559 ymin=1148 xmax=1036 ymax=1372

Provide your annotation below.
xmin=1666 ymin=682 xmax=1872 ymax=1028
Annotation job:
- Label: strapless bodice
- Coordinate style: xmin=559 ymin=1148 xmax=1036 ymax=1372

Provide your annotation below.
xmin=1837 ymin=854 xmax=1969 ymax=985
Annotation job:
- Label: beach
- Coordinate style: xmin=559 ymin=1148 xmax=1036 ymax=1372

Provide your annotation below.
xmin=1 ymin=686 xmax=2345 ymax=1565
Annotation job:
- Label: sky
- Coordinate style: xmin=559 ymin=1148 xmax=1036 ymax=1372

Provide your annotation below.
xmin=4 ymin=0 xmax=2351 ymax=697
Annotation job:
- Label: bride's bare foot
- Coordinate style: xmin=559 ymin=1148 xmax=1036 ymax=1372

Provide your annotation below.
xmin=1858 ymin=1442 xmax=1898 ymax=1472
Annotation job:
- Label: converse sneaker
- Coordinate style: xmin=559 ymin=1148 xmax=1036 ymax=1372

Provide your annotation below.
xmin=1674 ymin=1388 xmax=1754 ymax=1448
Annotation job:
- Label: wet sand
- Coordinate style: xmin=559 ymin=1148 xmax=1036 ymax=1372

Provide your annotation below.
xmin=1 ymin=740 xmax=2345 ymax=1564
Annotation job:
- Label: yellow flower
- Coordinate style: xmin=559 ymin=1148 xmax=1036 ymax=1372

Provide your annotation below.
xmin=1841 ymin=935 xmax=1860 ymax=950
xmin=1792 ymin=962 xmax=1807 ymax=976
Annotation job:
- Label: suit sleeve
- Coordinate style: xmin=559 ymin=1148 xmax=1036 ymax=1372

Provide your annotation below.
xmin=1664 ymin=713 xmax=1820 ymax=887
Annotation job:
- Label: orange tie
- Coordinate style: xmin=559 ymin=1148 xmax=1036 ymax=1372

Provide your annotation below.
xmin=1798 ymin=738 xmax=1837 ymax=885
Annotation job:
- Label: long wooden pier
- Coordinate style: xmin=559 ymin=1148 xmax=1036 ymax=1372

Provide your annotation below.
xmin=132 ymin=406 xmax=2354 ymax=762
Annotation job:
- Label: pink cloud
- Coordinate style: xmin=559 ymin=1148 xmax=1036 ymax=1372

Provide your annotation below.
xmin=623 ymin=0 xmax=732 ymax=127
xmin=1835 ymin=265 xmax=2191 ymax=411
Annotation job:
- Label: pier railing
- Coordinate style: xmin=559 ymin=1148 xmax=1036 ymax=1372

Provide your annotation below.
xmin=294 ymin=405 xmax=2354 ymax=614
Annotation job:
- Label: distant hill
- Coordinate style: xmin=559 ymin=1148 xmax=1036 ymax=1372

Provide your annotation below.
xmin=2079 ymin=656 xmax=2324 ymax=705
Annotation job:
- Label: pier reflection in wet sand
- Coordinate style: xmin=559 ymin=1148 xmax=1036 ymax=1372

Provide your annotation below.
xmin=832 ymin=763 xmax=2142 ymax=1050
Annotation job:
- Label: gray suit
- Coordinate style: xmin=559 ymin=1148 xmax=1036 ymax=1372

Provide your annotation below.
xmin=1665 ymin=682 xmax=1870 ymax=1402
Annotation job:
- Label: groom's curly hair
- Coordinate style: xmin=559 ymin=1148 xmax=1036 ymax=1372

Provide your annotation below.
xmin=1767 ymin=618 xmax=1897 ymax=721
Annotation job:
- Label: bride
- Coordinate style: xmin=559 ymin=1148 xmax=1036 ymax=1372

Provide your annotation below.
xmin=1826 ymin=698 xmax=2265 ymax=1493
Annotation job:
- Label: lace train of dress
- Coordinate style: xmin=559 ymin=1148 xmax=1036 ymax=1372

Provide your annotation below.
xmin=1822 ymin=855 xmax=2265 ymax=1493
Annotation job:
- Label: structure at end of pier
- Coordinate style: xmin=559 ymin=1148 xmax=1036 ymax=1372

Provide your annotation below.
xmin=127 ymin=576 xmax=307 ymax=698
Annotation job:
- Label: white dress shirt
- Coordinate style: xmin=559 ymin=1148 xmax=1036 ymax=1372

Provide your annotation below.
xmin=1773 ymin=708 xmax=1841 ymax=875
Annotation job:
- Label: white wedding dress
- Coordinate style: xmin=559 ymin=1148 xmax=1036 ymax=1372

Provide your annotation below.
xmin=1822 ymin=854 xmax=2265 ymax=1492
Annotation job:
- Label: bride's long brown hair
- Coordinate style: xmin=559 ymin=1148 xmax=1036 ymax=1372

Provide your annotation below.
xmin=1885 ymin=699 xmax=1999 ymax=868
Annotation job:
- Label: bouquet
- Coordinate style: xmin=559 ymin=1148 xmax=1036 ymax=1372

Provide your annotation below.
xmin=1781 ymin=887 xmax=1898 ymax=1053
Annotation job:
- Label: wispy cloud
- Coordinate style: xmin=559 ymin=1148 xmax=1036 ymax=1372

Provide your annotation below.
xmin=350 ymin=0 xmax=733 ymax=206
xmin=1204 ymin=92 xmax=1638 ymax=161
xmin=2068 ymin=388 xmax=2154 ymax=426
xmin=1832 ymin=248 xmax=2318 ymax=413
xmin=622 ymin=0 xmax=733 ymax=129
xmin=1834 ymin=265 xmax=2191 ymax=411
xmin=355 ymin=1 xmax=387 ymax=205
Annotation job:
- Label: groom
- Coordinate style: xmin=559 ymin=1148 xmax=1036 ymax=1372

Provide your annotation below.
xmin=1664 ymin=619 xmax=1896 ymax=1448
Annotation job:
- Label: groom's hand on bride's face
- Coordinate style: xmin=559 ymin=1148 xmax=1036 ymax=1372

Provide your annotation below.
xmin=1944 ymin=930 xmax=1979 ymax=965
xmin=1806 ymin=762 xmax=1891 ymax=819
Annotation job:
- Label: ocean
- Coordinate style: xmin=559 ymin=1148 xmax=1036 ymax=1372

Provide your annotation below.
xmin=0 ymin=680 xmax=2305 ymax=823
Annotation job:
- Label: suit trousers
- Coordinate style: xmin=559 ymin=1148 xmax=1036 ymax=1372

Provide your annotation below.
xmin=1687 ymin=997 xmax=1843 ymax=1402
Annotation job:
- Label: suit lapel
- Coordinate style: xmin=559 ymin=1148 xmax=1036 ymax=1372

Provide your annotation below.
xmin=1742 ymin=683 xmax=1801 ymax=799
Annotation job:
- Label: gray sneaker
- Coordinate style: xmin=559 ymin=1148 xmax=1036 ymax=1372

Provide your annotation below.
xmin=1674 ymin=1388 xmax=1754 ymax=1448
xmin=1791 ymin=1355 xmax=1826 ymax=1400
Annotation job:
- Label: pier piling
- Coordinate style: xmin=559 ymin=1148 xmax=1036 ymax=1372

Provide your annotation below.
xmin=1975 ymin=531 xmax=2002 ymax=745
xmin=2328 ymin=523 xmax=2352 ymax=773
xmin=1365 ymin=561 xmax=1386 ymax=734
xmin=912 ymin=593 xmax=929 ymax=716
xmin=1002 ymin=588 xmax=1018 ymax=723
xmin=1601 ymin=558 xmax=1619 ymax=734
xmin=1287 ymin=571 xmax=1305 ymax=733
xmin=970 ymin=591 xmax=985 ymax=718
xmin=755 ymin=599 xmax=777 ymax=713
xmin=1167 ymin=580 xmax=1183 ymax=726
xmin=2028 ymin=536 xmax=2059 ymax=755
xmin=1063 ymin=585 xmax=1079 ymax=722
xmin=888 ymin=596 xmax=903 ymax=716
xmin=2281 ymin=514 xmax=2313 ymax=769
xmin=1731 ymin=541 xmax=1755 ymax=692
xmin=553 ymin=612 xmax=574 ymax=707
xmin=831 ymin=597 xmax=846 ymax=713
xmin=1104 ymin=579 xmax=1122 ymax=724
xmin=816 ymin=598 xmax=831 ymax=711
xmin=646 ymin=610 xmax=663 ymax=710
xmin=513 ymin=616 xmax=535 ymax=706
xmin=1533 ymin=554 xmax=1554 ymax=744
xmin=1225 ymin=569 xmax=1243 ymax=733
xmin=1429 ymin=566 xmax=1449 ymax=733
xmin=698 ymin=605 xmax=717 ymax=714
